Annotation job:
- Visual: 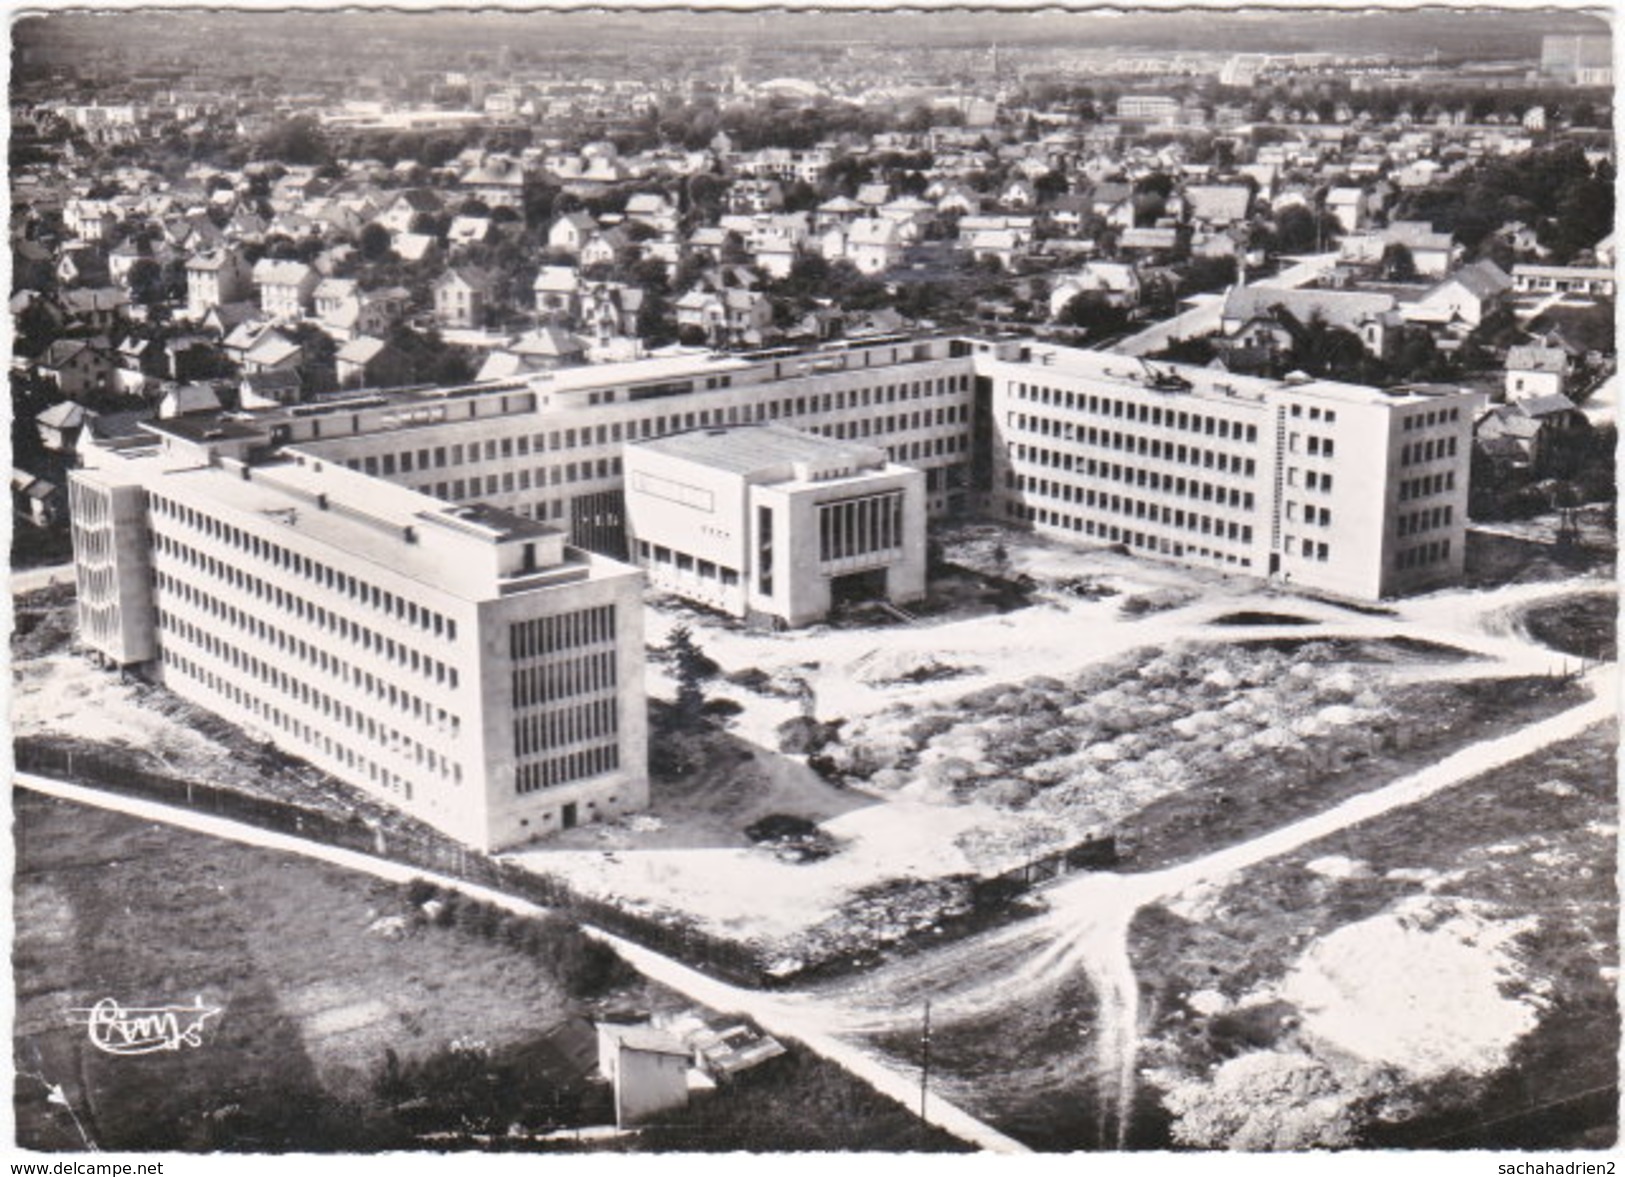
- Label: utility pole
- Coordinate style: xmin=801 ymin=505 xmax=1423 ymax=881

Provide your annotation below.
xmin=918 ymin=998 xmax=932 ymax=1143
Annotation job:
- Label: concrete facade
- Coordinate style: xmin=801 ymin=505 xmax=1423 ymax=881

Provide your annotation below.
xmin=624 ymin=424 xmax=927 ymax=627
xmin=69 ymin=422 xmax=648 ymax=852
xmin=979 ymin=346 xmax=1480 ymax=599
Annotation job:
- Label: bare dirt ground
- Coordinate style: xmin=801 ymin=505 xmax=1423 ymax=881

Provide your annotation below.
xmin=1131 ymin=721 xmax=1617 ymax=1150
xmin=14 ymin=521 xmax=1617 ymax=1151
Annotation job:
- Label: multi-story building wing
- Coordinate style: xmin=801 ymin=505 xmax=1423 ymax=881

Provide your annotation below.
xmin=263 ymin=337 xmax=981 ymax=555
xmin=976 ymin=346 xmax=1479 ymax=599
xmin=69 ymin=420 xmax=649 ymax=851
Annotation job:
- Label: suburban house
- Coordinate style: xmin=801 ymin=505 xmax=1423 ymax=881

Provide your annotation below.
xmin=1504 ymin=344 xmax=1571 ymax=401
xmin=1403 ymin=259 xmax=1513 ymax=329
xmin=459 ymin=155 xmax=527 ymax=209
xmin=1341 ymin=220 xmax=1461 ymax=277
xmin=185 ymin=247 xmax=254 ymax=320
xmin=548 ymin=212 xmax=599 ymax=256
xmin=1183 ymin=184 xmax=1252 ymax=230
xmin=1050 ymin=261 xmax=1142 ymax=316
xmin=534 ymin=265 xmax=582 ymax=319
xmin=433 ymin=267 xmax=495 ymax=329
xmin=239 ymin=328 xmax=304 ymax=376
xmin=252 ymin=258 xmax=318 ymax=321
xmin=1475 ymin=394 xmax=1588 ymax=469
xmin=36 ymin=400 xmax=96 ymax=453
xmin=158 ymin=381 xmax=223 ymax=419
xmin=238 ymin=366 xmax=305 ymax=409
xmin=335 ymin=336 xmax=416 ymax=389
xmin=675 ymin=287 xmax=773 ymax=347
xmin=1510 ymin=264 xmax=1616 ymax=300
xmin=38 ymin=339 xmax=117 ymax=399
xmin=844 ymin=217 xmax=905 ymax=275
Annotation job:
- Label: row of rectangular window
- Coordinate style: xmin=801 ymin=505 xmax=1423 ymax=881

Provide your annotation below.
xmin=155 ymin=571 xmax=461 ymax=737
xmin=1399 ymin=471 xmax=1457 ymax=500
xmin=164 ymin=650 xmax=430 ymax=800
xmin=513 ymin=697 xmax=620 ymax=759
xmin=1010 ymin=501 xmax=1256 ymax=568
xmin=157 ymin=616 xmax=457 ymax=786
xmin=1009 ymin=382 xmax=1262 ymax=442
xmin=515 ymin=742 xmax=621 ymax=794
xmin=638 ymin=543 xmax=742 ymax=586
xmin=332 ymin=372 xmax=972 ymax=473
xmin=1397 ymin=538 xmax=1452 ymax=569
xmin=153 ymin=530 xmax=459 ymax=688
xmin=1284 ymin=536 xmax=1332 ymax=561
xmin=1400 ymin=436 xmax=1459 ymax=465
xmin=1401 ymin=406 xmax=1462 ymax=430
xmin=148 ymin=491 xmax=456 ymax=641
xmin=1011 ymin=477 xmax=1256 ymax=543
xmin=1011 ymin=414 xmax=1261 ymax=473
xmin=512 ymin=649 xmax=618 ymax=709
xmin=1287 ymin=433 xmax=1337 ymax=458
xmin=1010 ymin=446 xmax=1257 ymax=510
xmin=1398 ymin=505 xmax=1454 ymax=537
xmin=509 ymin=604 xmax=616 ymax=661
xmin=1286 ymin=502 xmax=1333 ymax=527
xmin=818 ymin=491 xmax=906 ymax=563
xmin=1285 ymin=468 xmax=1335 ymax=492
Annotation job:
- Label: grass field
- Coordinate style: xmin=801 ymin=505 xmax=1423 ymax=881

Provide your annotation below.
xmin=11 ymin=791 xmax=964 ymax=1153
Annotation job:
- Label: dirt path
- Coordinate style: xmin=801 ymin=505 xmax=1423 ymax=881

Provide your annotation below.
xmin=805 ymin=673 xmax=1614 ymax=1144
xmin=12 ymin=771 xmax=1029 ymax=1155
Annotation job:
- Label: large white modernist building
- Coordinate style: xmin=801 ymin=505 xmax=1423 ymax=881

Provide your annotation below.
xmin=71 ymin=418 xmax=649 ymax=851
xmin=624 ymin=423 xmax=927 ymax=627
xmin=68 ymin=332 xmax=1481 ymax=847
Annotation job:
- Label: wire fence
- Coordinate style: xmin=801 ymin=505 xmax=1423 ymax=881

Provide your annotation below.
xmin=13 ymin=737 xmax=767 ymax=987
xmin=14 ymin=737 xmax=1116 ymax=990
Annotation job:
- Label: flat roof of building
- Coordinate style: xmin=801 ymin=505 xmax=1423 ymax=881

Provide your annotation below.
xmin=1002 ymin=344 xmax=1471 ymax=410
xmin=77 ymin=450 xmax=610 ymax=601
xmin=441 ymin=501 xmax=562 ymax=541
xmin=630 ymin=422 xmax=886 ymax=477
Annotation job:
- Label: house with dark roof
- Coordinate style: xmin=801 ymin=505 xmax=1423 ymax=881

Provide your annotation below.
xmin=433 ymin=267 xmax=496 ymax=329
xmin=38 ymin=339 xmax=117 ymax=399
xmin=239 ymin=367 xmax=305 ymax=410
xmin=1404 ymin=259 xmax=1512 ymax=328
xmin=1505 ymin=344 xmax=1571 ymax=402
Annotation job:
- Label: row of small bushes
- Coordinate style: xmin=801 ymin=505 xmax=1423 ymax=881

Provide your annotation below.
xmin=402 ymin=877 xmax=631 ymax=999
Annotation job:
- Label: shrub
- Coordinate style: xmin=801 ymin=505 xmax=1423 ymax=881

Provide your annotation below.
xmin=776 ymin=715 xmax=841 ymax=755
xmin=702 ymin=697 xmax=744 ymax=720
xmin=404 ymin=877 xmax=438 ymax=907
xmin=745 ymin=814 xmax=821 ymax=842
xmin=725 ymin=666 xmax=775 ymax=693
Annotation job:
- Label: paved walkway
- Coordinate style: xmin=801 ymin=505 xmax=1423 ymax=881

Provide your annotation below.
xmin=13 ymin=771 xmax=1029 ymax=1155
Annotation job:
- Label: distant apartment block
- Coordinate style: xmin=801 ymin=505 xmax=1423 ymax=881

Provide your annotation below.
xmin=1539 ymin=33 xmax=1613 ymax=86
xmin=1114 ymin=95 xmax=1180 ymax=124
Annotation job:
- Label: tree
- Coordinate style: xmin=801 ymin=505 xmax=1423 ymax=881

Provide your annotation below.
xmin=1380 ymin=242 xmax=1417 ymax=282
xmin=255 ymin=116 xmax=331 ymax=167
xmin=665 ymin=624 xmax=717 ymax=728
xmin=126 ymin=258 xmax=165 ymax=306
xmin=359 ymin=222 xmax=393 ymax=262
